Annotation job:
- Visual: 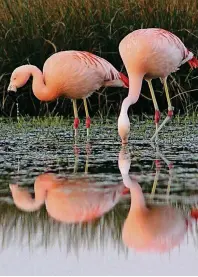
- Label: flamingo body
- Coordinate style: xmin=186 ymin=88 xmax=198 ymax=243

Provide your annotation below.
xmin=118 ymin=28 xmax=198 ymax=144
xmin=8 ymin=50 xmax=128 ymax=101
xmin=119 ymin=28 xmax=193 ymax=79
xmin=8 ymin=50 xmax=129 ymax=137
xmin=43 ymin=51 xmax=128 ymax=99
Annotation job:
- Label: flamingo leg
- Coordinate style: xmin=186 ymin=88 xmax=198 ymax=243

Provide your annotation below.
xmin=151 ymin=161 xmax=160 ymax=196
xmin=151 ymin=78 xmax=174 ymax=141
xmin=83 ymin=98 xmax=91 ymax=138
xmin=85 ymin=150 xmax=89 ymax=174
xmin=73 ymin=152 xmax=79 ymax=173
xmin=72 ymin=99 xmax=80 ymax=138
xmin=166 ymin=168 xmax=172 ymax=196
xmin=147 ymin=80 xmax=160 ymax=142
xmin=151 ymin=144 xmax=161 ymax=196
xmin=151 ymin=143 xmax=173 ymax=197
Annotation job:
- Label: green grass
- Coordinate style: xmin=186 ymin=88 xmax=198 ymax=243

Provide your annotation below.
xmin=0 ymin=0 xmax=198 ymax=116
xmin=0 ymin=113 xmax=198 ymax=133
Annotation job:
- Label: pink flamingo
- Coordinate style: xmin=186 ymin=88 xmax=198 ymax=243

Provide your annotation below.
xmin=118 ymin=28 xmax=198 ymax=144
xmin=7 ymin=50 xmax=129 ymax=137
xmin=9 ymin=173 xmax=128 ymax=223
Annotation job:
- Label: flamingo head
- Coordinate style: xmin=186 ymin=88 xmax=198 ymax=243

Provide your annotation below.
xmin=118 ymin=113 xmax=130 ymax=145
xmin=118 ymin=147 xmax=131 ymax=176
xmin=9 ymin=184 xmax=43 ymax=212
xmin=7 ymin=65 xmax=32 ymax=93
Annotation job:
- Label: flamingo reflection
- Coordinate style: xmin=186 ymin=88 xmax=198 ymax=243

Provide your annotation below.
xmin=118 ymin=146 xmax=189 ymax=253
xmin=10 ymin=146 xmax=128 ymax=223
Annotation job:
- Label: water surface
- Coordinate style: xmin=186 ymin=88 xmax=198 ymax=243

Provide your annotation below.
xmin=0 ymin=119 xmax=198 ymax=275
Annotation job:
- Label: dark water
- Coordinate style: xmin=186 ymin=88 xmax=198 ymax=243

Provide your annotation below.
xmin=0 ymin=119 xmax=198 ymax=275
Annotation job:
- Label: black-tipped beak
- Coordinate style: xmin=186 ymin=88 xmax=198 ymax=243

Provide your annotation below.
xmin=7 ymin=90 xmax=18 ymax=101
xmin=7 ymin=83 xmax=17 ymax=93
xmin=7 ymin=90 xmax=16 ymax=94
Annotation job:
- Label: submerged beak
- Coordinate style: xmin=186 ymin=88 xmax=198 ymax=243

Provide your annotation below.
xmin=7 ymin=83 xmax=17 ymax=93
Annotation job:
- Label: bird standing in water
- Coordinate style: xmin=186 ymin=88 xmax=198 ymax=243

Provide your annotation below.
xmin=118 ymin=28 xmax=198 ymax=144
xmin=7 ymin=50 xmax=129 ymax=137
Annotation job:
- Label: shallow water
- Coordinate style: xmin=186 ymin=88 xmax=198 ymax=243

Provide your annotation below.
xmin=0 ymin=119 xmax=198 ymax=275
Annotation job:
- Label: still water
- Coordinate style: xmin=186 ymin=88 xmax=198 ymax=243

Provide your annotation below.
xmin=0 ymin=119 xmax=198 ymax=275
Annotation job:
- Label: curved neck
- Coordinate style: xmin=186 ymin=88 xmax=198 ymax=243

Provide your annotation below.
xmin=28 ymin=65 xmax=57 ymax=101
xmin=11 ymin=185 xmax=47 ymax=212
xmin=120 ymin=74 xmax=143 ymax=116
xmin=122 ymin=175 xmax=147 ymax=211
xmin=26 ymin=189 xmax=46 ymax=212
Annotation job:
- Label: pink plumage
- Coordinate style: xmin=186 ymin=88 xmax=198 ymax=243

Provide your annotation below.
xmin=8 ymin=50 xmax=128 ymax=101
xmin=119 ymin=28 xmax=196 ymax=79
xmin=8 ymin=50 xmax=129 ymax=137
xmin=118 ymin=28 xmax=198 ymax=144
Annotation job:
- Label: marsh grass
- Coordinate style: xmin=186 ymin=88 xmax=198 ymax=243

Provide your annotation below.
xmin=0 ymin=114 xmax=198 ymax=143
xmin=0 ymin=194 xmax=197 ymax=253
xmin=0 ymin=200 xmax=127 ymax=253
xmin=0 ymin=0 xmax=198 ymax=117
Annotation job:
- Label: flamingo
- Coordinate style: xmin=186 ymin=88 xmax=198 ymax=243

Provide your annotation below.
xmin=118 ymin=28 xmax=198 ymax=144
xmin=7 ymin=50 xmax=129 ymax=137
xmin=9 ymin=173 xmax=128 ymax=223
xmin=118 ymin=147 xmax=190 ymax=253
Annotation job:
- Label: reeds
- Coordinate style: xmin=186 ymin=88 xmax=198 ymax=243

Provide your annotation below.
xmin=0 ymin=0 xmax=198 ymax=117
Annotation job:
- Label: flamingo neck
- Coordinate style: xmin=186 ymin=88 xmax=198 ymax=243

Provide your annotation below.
xmin=29 ymin=65 xmax=56 ymax=101
xmin=11 ymin=185 xmax=46 ymax=212
xmin=120 ymin=74 xmax=143 ymax=116
xmin=28 ymin=194 xmax=45 ymax=211
xmin=122 ymin=175 xmax=147 ymax=211
xmin=23 ymin=184 xmax=49 ymax=212
xmin=34 ymin=186 xmax=47 ymax=207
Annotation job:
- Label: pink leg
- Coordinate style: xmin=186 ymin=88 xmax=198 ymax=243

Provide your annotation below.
xmin=155 ymin=158 xmax=161 ymax=169
xmin=151 ymin=78 xmax=174 ymax=141
xmin=72 ymin=100 xmax=79 ymax=137
xmin=73 ymin=143 xmax=80 ymax=155
xmin=151 ymin=107 xmax=174 ymax=142
xmin=86 ymin=117 xmax=91 ymax=128
xmin=74 ymin=118 xmax=80 ymax=136
xmin=155 ymin=110 xmax=160 ymax=125
xmin=155 ymin=109 xmax=160 ymax=129
xmin=168 ymin=109 xmax=174 ymax=119
xmin=74 ymin=118 xmax=80 ymax=129
xmin=85 ymin=141 xmax=92 ymax=155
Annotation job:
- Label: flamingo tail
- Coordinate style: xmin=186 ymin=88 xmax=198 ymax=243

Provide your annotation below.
xmin=119 ymin=72 xmax=129 ymax=88
xmin=188 ymin=56 xmax=198 ymax=69
xmin=104 ymin=72 xmax=129 ymax=88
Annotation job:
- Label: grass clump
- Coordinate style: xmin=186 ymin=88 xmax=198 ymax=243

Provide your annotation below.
xmin=0 ymin=0 xmax=198 ymax=117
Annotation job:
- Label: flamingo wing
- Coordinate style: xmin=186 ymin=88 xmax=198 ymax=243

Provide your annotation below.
xmin=155 ymin=29 xmax=193 ymax=64
xmin=76 ymin=51 xmax=129 ymax=87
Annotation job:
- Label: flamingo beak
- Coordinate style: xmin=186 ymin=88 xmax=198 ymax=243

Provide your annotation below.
xmin=7 ymin=83 xmax=17 ymax=93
